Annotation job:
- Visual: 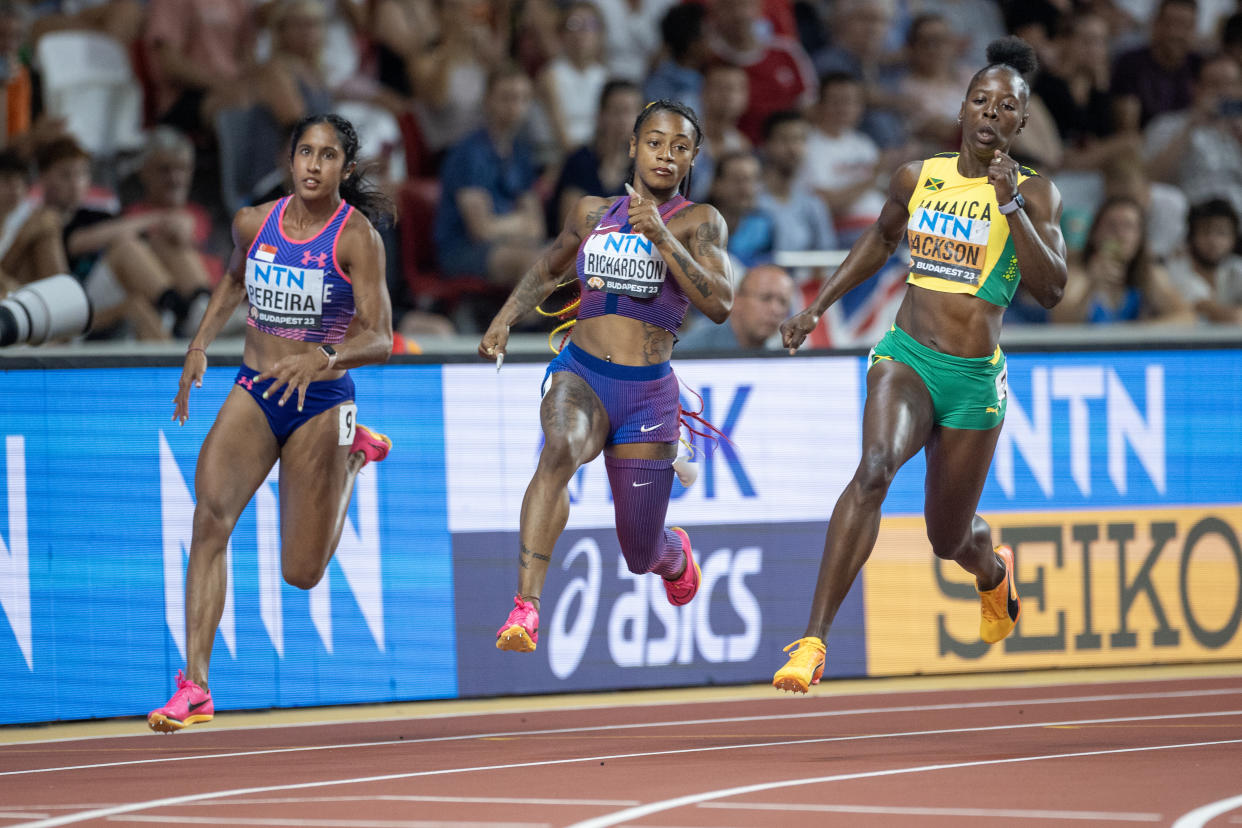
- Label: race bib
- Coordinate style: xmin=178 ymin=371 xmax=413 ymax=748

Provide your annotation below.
xmin=581 ymin=232 xmax=668 ymax=299
xmin=338 ymin=403 xmax=357 ymax=446
xmin=245 ymin=257 xmax=325 ymax=329
xmin=907 ymin=207 xmax=991 ymax=286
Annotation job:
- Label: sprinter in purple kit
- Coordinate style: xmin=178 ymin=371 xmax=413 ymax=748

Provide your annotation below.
xmin=478 ymin=100 xmax=735 ymax=653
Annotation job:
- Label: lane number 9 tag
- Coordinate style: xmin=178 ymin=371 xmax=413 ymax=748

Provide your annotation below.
xmin=339 ymin=403 xmax=357 ymax=446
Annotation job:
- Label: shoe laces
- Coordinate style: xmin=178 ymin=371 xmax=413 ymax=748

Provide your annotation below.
xmin=170 ymin=670 xmax=201 ymax=702
xmin=505 ymin=595 xmax=538 ymax=629
xmin=782 ymin=637 xmax=825 ymax=661
xmin=979 ymin=553 xmax=1011 ymax=621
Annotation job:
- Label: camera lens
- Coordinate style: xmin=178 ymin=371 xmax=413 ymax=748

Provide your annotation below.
xmin=0 ymin=275 xmax=92 ymax=347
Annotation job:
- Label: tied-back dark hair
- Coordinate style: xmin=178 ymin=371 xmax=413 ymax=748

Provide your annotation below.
xmin=968 ymin=36 xmax=1039 ymax=96
xmin=289 ymin=113 xmax=395 ymax=228
xmin=630 ymin=99 xmax=704 ymax=197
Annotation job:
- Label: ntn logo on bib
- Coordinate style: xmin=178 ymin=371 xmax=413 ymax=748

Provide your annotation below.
xmin=582 ymin=232 xmax=668 ymax=298
xmin=907 ymin=206 xmax=991 ymax=285
xmin=246 ymin=259 xmax=325 ymax=327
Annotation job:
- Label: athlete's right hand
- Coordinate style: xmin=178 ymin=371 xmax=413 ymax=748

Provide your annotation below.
xmin=780 ymin=309 xmax=821 ymax=355
xmin=478 ymin=319 xmax=510 ymax=362
xmin=173 ymin=349 xmax=207 ymax=425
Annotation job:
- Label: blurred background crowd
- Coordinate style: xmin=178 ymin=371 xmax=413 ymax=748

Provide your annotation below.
xmin=0 ymin=0 xmax=1241 ymax=351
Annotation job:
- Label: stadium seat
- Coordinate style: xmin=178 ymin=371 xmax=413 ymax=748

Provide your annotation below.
xmin=35 ymin=30 xmax=145 ymax=158
xmin=397 ymin=177 xmax=506 ymax=317
xmin=397 ymin=110 xmax=434 ymax=178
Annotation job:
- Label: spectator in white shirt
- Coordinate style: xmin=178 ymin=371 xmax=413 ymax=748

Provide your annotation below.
xmin=757 ymin=109 xmax=836 ymax=281
xmin=1165 ymin=197 xmax=1242 ymax=322
xmin=1144 ymin=53 xmax=1242 ymax=218
xmin=801 ymin=72 xmax=889 ymax=246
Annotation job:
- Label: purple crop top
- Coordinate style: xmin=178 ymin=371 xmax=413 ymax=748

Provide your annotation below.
xmin=575 ymin=194 xmax=695 ymax=333
xmin=244 ymin=196 xmax=355 ymax=343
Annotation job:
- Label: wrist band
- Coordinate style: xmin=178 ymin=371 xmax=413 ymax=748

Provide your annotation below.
xmin=998 ymin=192 xmax=1026 ymax=215
xmin=186 ymin=346 xmax=206 ymax=355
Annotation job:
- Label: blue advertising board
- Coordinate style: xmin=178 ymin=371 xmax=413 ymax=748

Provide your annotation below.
xmin=2 ymin=346 xmax=1240 ymax=723
xmin=0 ymin=365 xmax=456 ymax=724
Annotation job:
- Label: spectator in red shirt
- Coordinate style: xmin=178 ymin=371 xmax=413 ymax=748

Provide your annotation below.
xmin=706 ymin=0 xmax=817 ymax=144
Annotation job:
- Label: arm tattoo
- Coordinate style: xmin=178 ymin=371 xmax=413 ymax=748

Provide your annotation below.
xmin=514 ymin=259 xmax=552 ymax=304
xmin=695 ymin=220 xmax=721 ymax=257
xmin=583 ymin=206 xmax=607 ymax=229
xmin=671 ymin=247 xmax=712 ymax=298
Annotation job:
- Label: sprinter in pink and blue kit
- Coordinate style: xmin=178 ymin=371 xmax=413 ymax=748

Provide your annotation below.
xmin=479 ymin=100 xmax=735 ymax=653
xmin=149 ymin=114 xmax=395 ymax=732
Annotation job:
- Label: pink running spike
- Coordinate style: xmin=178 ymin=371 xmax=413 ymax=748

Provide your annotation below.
xmin=351 ymin=424 xmax=392 ymax=465
xmin=662 ymin=527 xmax=701 ymax=606
xmin=496 ymin=595 xmax=539 ymax=652
xmin=148 ymin=670 xmax=214 ymax=733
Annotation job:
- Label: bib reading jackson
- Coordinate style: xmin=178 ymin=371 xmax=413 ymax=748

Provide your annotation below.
xmin=582 ymin=232 xmax=668 ymax=298
xmin=902 ymin=152 xmax=1038 ymax=308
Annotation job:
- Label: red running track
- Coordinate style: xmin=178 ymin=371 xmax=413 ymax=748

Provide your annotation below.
xmin=1 ymin=673 xmax=1241 ymax=827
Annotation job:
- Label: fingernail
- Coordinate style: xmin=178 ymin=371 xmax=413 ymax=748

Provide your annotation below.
xmin=262 ymin=391 xmax=269 ymax=399
xmin=298 ymin=405 xmax=303 ymax=412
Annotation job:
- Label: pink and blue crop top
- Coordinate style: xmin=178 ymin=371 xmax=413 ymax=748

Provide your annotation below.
xmin=575 ymin=194 xmax=695 ymax=334
xmin=244 ymin=196 xmax=355 ymax=343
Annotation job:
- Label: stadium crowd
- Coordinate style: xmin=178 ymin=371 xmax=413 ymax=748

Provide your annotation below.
xmin=0 ymin=0 xmax=1240 ymax=346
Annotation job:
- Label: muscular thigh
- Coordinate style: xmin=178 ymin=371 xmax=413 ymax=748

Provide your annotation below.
xmin=540 ymin=371 xmax=609 ymax=465
xmin=195 ymin=387 xmax=281 ymax=519
xmin=277 ymin=402 xmax=354 ymax=551
xmin=861 ymin=359 xmax=935 ymax=466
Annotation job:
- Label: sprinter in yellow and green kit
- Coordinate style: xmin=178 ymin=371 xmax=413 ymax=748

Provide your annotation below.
xmin=773 ymin=36 xmax=1068 ymax=693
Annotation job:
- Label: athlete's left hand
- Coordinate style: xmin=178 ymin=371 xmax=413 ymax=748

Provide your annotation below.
xmin=987 ymin=150 xmax=1020 ymax=204
xmin=625 ymin=183 xmax=671 ymax=245
xmin=254 ymin=350 xmax=325 ymax=412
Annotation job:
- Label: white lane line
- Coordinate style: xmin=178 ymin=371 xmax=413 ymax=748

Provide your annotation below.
xmin=0 ymin=815 xmax=50 ymax=820
xmin=6 ymin=687 xmax=1240 ymax=778
xmin=197 ymin=796 xmax=642 ymax=808
xmin=568 ymin=738 xmax=1242 ymax=828
xmin=3 ymin=684 xmax=1238 ymax=749
xmin=11 ymin=798 xmax=638 ymax=811
xmin=107 ymin=818 xmax=547 ymax=828
xmin=698 ymin=801 xmax=1162 ymax=821
xmin=9 ymin=713 xmax=1242 ymax=828
xmin=1173 ymin=793 xmax=1242 ymax=827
